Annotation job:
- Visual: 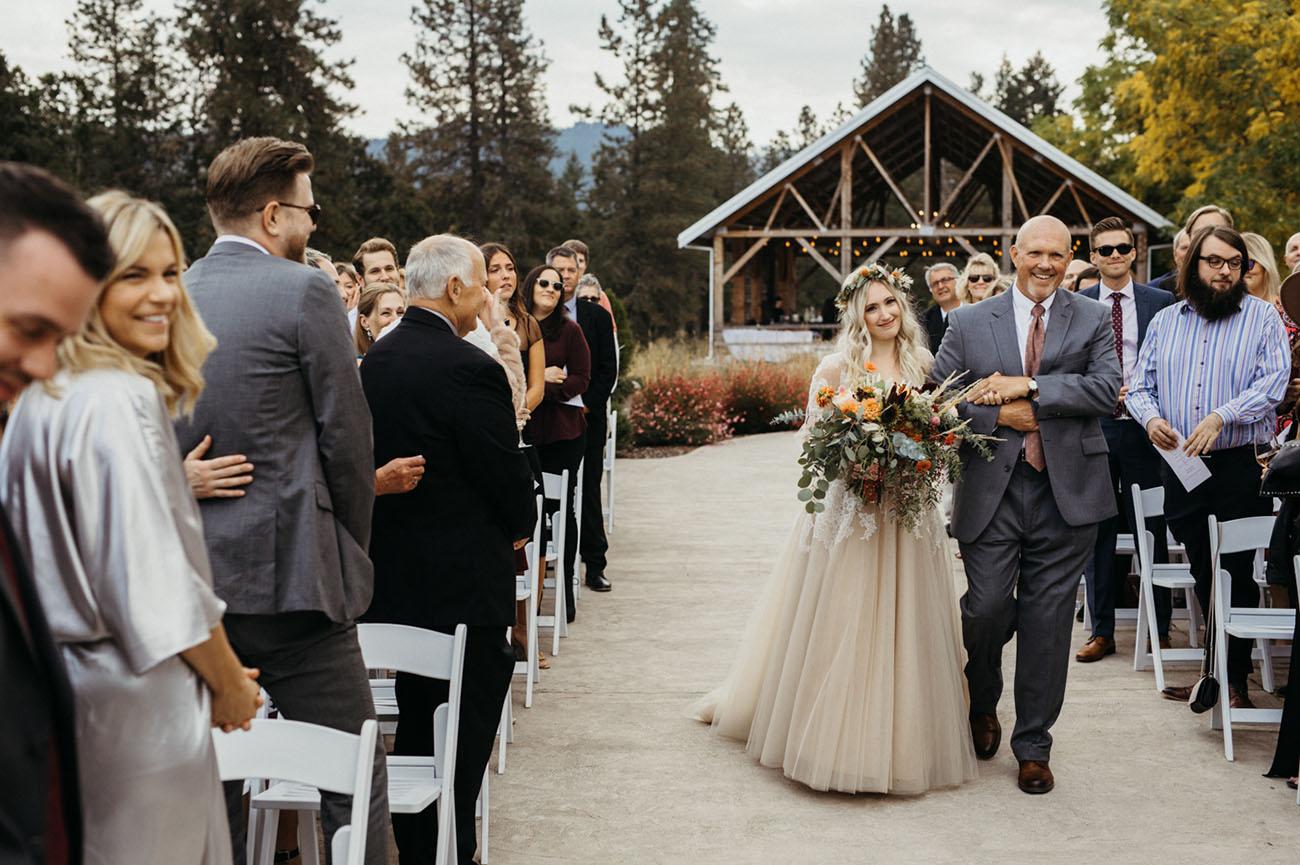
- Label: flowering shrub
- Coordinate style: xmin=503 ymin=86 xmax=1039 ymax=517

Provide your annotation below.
xmin=723 ymin=362 xmax=810 ymax=435
xmin=624 ymin=374 xmax=735 ymax=447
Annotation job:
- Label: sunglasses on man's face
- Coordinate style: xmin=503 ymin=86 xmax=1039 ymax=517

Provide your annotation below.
xmin=536 ymin=278 xmax=562 ymax=291
xmin=272 ymin=201 xmax=321 ymax=227
xmin=968 ymin=274 xmax=997 ymax=284
xmin=1094 ymin=243 xmax=1134 ymax=257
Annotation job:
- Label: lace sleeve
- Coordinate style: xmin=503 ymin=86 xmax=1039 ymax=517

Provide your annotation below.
xmin=801 ymin=353 xmax=843 ymax=437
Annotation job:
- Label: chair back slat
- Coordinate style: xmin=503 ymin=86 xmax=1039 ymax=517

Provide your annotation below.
xmin=1136 ymin=485 xmax=1165 ymax=520
xmin=357 ymin=623 xmax=460 ymax=681
xmin=212 ymin=718 xmax=376 ymax=795
xmin=541 ymin=470 xmax=568 ymax=501
xmin=1213 ymin=515 xmax=1275 ymax=556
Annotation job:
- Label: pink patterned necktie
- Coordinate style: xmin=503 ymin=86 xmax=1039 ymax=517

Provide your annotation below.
xmin=1110 ymin=293 xmax=1125 ymax=418
xmin=1023 ymin=303 xmax=1046 ymax=471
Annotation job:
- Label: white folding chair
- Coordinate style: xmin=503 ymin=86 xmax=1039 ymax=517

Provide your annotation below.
xmin=212 ymin=718 xmax=378 ymax=865
xmin=603 ymin=409 xmax=617 ymax=532
xmin=539 ymin=469 xmax=571 ymax=655
xmin=1130 ymin=485 xmax=1204 ymax=689
xmin=1208 ymin=515 xmax=1293 ymax=761
xmin=573 ymin=458 xmax=586 ymax=608
xmin=513 ymin=495 xmax=543 ymax=708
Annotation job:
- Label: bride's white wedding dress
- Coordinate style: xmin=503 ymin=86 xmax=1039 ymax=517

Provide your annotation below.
xmin=693 ymin=352 xmax=978 ymax=794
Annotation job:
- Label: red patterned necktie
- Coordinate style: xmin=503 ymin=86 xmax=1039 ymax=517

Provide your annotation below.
xmin=1110 ymin=293 xmax=1125 ymax=418
xmin=1023 ymin=303 xmax=1046 ymax=471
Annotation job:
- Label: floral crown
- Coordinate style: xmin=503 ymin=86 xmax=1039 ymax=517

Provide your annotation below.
xmin=834 ymin=262 xmax=913 ymax=312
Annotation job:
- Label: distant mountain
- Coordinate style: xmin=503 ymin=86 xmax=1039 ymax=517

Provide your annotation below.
xmin=364 ymin=121 xmax=626 ymax=178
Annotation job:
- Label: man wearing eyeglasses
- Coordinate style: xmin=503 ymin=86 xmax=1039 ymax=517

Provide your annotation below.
xmin=176 ymin=137 xmax=390 ymax=864
xmin=923 ymin=262 xmax=961 ymax=354
xmin=1076 ymin=217 xmax=1176 ymax=663
xmin=1128 ymin=224 xmax=1289 ymax=709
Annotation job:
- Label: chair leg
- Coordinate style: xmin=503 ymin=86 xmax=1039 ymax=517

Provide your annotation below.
xmin=1214 ymin=622 xmax=1234 ymax=761
xmin=497 ymin=695 xmax=508 ymax=775
xmin=255 ymin=809 xmax=279 ymax=865
xmin=479 ymin=769 xmax=490 ymax=864
xmin=525 ymin=593 xmax=537 ymax=708
xmin=297 ymin=811 xmax=320 ymax=865
xmin=1258 ymin=638 xmax=1276 ymax=693
xmin=1187 ymin=589 xmax=1203 ymax=649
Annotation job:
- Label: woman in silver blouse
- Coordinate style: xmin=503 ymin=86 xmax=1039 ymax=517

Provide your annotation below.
xmin=0 ymin=191 xmax=262 ymax=865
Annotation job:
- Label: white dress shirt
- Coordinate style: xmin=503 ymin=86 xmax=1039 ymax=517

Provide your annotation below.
xmin=1097 ymin=280 xmax=1138 ymax=388
xmin=213 ymin=234 xmax=271 ymax=255
xmin=1010 ymin=286 xmax=1057 ymax=373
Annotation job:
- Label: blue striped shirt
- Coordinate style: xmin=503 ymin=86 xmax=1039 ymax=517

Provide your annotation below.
xmin=1127 ymin=295 xmax=1289 ymax=450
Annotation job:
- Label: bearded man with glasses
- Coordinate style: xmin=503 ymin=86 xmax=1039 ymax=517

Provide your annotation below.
xmin=1128 ymin=224 xmax=1290 ymax=709
xmin=1075 ymin=217 xmax=1176 ymax=662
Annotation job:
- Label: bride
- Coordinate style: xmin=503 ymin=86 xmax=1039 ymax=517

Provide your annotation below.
xmin=693 ymin=265 xmax=978 ymax=794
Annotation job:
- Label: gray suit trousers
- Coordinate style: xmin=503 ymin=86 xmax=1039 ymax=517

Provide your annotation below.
xmin=222 ymin=612 xmax=389 ymax=865
xmin=958 ymin=461 xmax=1097 ymax=762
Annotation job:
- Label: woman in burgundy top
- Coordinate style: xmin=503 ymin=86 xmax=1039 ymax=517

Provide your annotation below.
xmin=522 ymin=264 xmax=590 ymax=623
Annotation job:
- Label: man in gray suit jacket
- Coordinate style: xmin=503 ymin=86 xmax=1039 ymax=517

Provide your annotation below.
xmin=174 ymin=138 xmax=388 ymax=864
xmin=930 ymin=215 xmax=1121 ymax=795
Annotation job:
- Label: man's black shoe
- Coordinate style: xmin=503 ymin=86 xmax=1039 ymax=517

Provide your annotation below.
xmin=586 ymin=572 xmax=612 ymax=592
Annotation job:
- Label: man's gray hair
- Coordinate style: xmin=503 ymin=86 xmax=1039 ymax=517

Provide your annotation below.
xmin=576 ymin=274 xmax=602 ymax=292
xmin=405 ymin=234 xmax=481 ymax=301
xmin=1174 ymin=228 xmax=1188 ymax=245
xmin=546 ymin=246 xmax=578 ymax=266
xmin=924 ymin=262 xmax=958 ymax=285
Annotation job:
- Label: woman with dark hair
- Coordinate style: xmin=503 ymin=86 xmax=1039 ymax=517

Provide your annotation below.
xmin=522 ymin=264 xmax=590 ymax=626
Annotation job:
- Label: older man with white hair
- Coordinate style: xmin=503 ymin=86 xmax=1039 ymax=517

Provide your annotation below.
xmin=923 ymin=261 xmax=961 ymax=354
xmin=360 ymin=234 xmax=536 ymax=865
xmin=1285 ymin=232 xmax=1300 ymax=273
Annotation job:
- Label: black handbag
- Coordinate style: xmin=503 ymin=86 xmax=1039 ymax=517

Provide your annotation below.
xmin=1261 ymin=439 xmax=1300 ymax=496
xmin=1188 ymin=568 xmax=1219 ymax=714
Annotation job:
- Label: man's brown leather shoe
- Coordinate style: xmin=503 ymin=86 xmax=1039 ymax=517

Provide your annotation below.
xmin=1017 ymin=760 xmax=1054 ymax=794
xmin=1161 ymin=684 xmax=1192 ymax=701
xmin=970 ymin=713 xmax=1001 ymax=760
xmin=1228 ymin=684 xmax=1254 ymax=709
xmin=1075 ymin=635 xmax=1116 ymax=663
xmin=1159 ymin=636 xmax=1172 ymax=650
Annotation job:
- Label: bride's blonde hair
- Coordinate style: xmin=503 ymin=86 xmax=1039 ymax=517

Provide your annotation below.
xmin=834 ymin=268 xmax=931 ymax=385
xmin=58 ymin=191 xmax=216 ymax=417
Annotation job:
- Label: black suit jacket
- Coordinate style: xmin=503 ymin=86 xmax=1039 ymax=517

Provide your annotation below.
xmin=0 ymin=509 xmax=81 ymax=865
xmin=573 ymin=300 xmax=618 ymax=413
xmin=1079 ymin=280 xmax=1176 ymax=442
xmin=924 ymin=304 xmax=950 ymax=355
xmin=360 ymin=308 xmax=536 ymax=630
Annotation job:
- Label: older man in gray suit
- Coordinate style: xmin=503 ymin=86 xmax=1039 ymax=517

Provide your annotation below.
xmin=930 ymin=215 xmax=1121 ymax=795
xmin=175 ymin=137 xmax=388 ymax=863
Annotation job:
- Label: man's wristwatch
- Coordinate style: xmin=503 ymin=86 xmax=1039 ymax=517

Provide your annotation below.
xmin=1027 ymin=378 xmax=1039 ymax=400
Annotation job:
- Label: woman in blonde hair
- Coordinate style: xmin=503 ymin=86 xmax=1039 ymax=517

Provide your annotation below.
xmin=693 ymin=263 xmax=978 ymax=795
xmin=0 ymin=191 xmax=261 ymax=865
xmin=955 ymin=252 xmax=1001 ymax=304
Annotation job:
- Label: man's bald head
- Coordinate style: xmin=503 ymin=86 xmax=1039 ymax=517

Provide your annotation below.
xmin=1011 ymin=216 xmax=1074 ymax=301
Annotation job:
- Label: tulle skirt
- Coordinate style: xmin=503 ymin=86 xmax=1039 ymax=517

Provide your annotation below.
xmin=693 ymin=505 xmax=979 ymax=794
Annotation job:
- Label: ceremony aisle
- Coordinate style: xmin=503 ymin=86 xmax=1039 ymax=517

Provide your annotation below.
xmin=487 ymin=431 xmax=1296 ymax=865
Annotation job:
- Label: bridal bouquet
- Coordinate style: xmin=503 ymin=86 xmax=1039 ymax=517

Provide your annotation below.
xmin=777 ymin=365 xmax=997 ymax=532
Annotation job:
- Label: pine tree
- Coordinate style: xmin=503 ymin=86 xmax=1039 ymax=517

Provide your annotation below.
xmin=61 ymin=0 xmax=187 ymax=204
xmin=176 ymin=0 xmax=361 ymax=251
xmin=852 ymin=5 xmax=924 ymax=107
xmin=991 ymin=52 xmax=1064 ymax=126
xmin=715 ymin=101 xmax=755 ymax=193
xmin=0 ymin=54 xmax=66 ymax=167
xmin=399 ymin=0 xmax=558 ymax=253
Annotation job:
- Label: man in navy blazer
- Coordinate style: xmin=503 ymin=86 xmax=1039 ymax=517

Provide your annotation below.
xmin=1076 ymin=217 xmax=1176 ymax=662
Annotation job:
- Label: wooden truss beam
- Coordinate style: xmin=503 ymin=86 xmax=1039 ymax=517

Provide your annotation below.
xmin=923 ymin=87 xmax=933 ymax=221
xmin=867 ymin=236 xmax=900 ymax=263
xmin=1038 ymin=178 xmax=1071 ymax=216
xmin=718 ymin=226 xmax=1093 ymax=239
xmin=998 ymin=137 xmax=1030 ymax=221
xmin=795 ymin=236 xmax=843 ymax=282
xmin=721 ymin=236 xmax=769 ymax=284
xmin=1069 ymin=182 xmax=1093 ymax=224
xmin=762 ymin=186 xmax=788 ymax=232
xmin=785 ymin=182 xmax=826 ymax=232
xmin=937 ymin=133 xmax=998 ymax=222
xmin=857 ymin=136 xmax=920 ymax=225
xmin=840 ymin=144 xmax=853 ymax=276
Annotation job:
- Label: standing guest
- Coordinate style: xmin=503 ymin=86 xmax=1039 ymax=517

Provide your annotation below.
xmin=1150 ymin=229 xmax=1189 ymax=293
xmin=1242 ymin=232 xmax=1282 ymax=306
xmin=305 ymin=246 xmax=333 ymax=272
xmin=955 ymin=253 xmax=1000 ymax=304
xmin=523 ymin=263 xmax=591 ymax=617
xmin=1076 ymin=216 xmax=1176 ymax=662
xmin=0 ymin=161 xmax=113 ymax=865
xmin=1183 ymin=203 xmax=1233 ymax=239
xmin=576 ymin=274 xmax=602 ymax=301
xmin=174 ymin=137 xmax=389 ymax=865
xmin=564 ymin=238 xmax=617 ymax=333
xmin=1074 ymin=267 xmax=1101 ymax=293
xmin=1061 ymin=258 xmax=1091 ymax=292
xmin=336 ymin=262 xmax=361 ymax=332
xmin=1285 ymin=232 xmax=1300 ymax=273
xmin=922 ymin=262 xmax=960 ymax=353
xmin=355 ymin=283 xmax=406 ymax=359
xmin=353 ymin=237 xmax=402 ymax=287
xmin=0 ymin=191 xmax=263 ymax=865
xmin=1127 ymin=225 xmax=1288 ymax=709
xmin=361 ymin=235 xmax=535 ymax=865
xmin=547 ymin=245 xmax=616 ymax=593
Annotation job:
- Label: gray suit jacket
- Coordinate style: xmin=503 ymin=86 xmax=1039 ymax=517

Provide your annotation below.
xmin=930 ymin=288 xmax=1123 ymax=543
xmin=176 ymin=241 xmax=375 ymax=622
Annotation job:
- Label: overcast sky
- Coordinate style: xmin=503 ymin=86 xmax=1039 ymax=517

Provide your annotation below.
xmin=5 ymin=1 xmax=1109 ymax=143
